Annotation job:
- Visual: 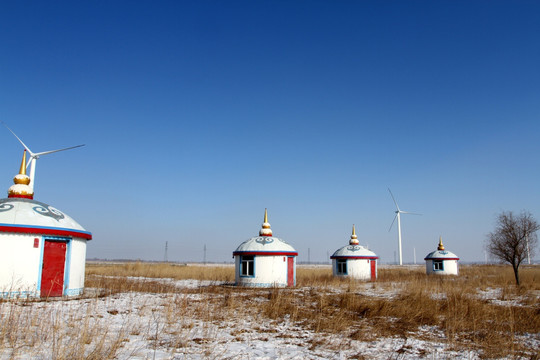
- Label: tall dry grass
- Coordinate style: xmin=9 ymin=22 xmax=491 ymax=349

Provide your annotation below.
xmin=86 ymin=262 xmax=235 ymax=282
xmin=0 ymin=299 xmax=131 ymax=359
xmin=274 ymin=265 xmax=539 ymax=358
xmin=1 ymin=263 xmax=537 ymax=358
xmin=132 ymin=263 xmax=536 ymax=358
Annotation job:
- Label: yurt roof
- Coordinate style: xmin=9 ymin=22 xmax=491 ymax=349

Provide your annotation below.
xmin=424 ymin=237 xmax=458 ymax=260
xmin=424 ymin=249 xmax=459 ymax=260
xmin=233 ymin=236 xmax=297 ymax=255
xmin=0 ymin=197 xmax=92 ymax=240
xmin=330 ymin=225 xmax=378 ymax=259
xmin=233 ymin=209 xmax=297 ymax=256
xmin=330 ymin=244 xmax=378 ymax=259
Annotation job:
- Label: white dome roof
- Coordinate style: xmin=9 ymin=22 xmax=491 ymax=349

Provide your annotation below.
xmin=331 ymin=244 xmax=378 ymax=258
xmin=424 ymin=249 xmax=459 ymax=260
xmin=233 ymin=236 xmax=297 ymax=255
xmin=0 ymin=198 xmax=91 ymax=239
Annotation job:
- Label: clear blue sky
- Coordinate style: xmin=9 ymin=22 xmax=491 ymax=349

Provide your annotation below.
xmin=1 ymin=1 xmax=539 ymax=263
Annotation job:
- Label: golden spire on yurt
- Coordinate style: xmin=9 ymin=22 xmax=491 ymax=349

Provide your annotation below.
xmin=437 ymin=236 xmax=445 ymax=251
xmin=349 ymin=224 xmax=359 ymax=245
xmin=259 ymin=208 xmax=273 ymax=236
xmin=8 ymin=150 xmax=34 ymax=199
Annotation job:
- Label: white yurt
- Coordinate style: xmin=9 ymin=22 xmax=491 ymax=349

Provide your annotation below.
xmin=330 ymin=225 xmax=378 ymax=281
xmin=0 ymin=151 xmax=92 ymax=298
xmin=233 ymin=209 xmax=298 ymax=287
xmin=424 ymin=237 xmax=459 ymax=275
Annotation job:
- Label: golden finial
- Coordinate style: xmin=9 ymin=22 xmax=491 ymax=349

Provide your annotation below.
xmin=437 ymin=236 xmax=445 ymax=251
xmin=8 ymin=150 xmax=33 ymax=199
xmin=19 ymin=150 xmax=27 ymax=175
xmin=259 ymin=208 xmax=272 ymax=236
xmin=350 ymin=224 xmax=359 ymax=245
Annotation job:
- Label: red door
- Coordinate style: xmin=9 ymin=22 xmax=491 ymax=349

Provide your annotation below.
xmin=370 ymin=259 xmax=377 ymax=281
xmin=41 ymin=241 xmax=67 ymax=297
xmin=287 ymin=257 xmax=295 ymax=287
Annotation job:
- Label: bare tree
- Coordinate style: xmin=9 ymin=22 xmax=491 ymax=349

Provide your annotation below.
xmin=486 ymin=211 xmax=539 ymax=285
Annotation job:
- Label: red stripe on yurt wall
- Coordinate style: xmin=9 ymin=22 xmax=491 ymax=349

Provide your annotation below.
xmin=330 ymin=256 xmax=379 ymax=260
xmin=233 ymin=251 xmax=298 ymax=256
xmin=0 ymin=225 xmax=92 ymax=240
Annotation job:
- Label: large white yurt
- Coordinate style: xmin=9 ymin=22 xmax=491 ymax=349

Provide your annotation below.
xmin=424 ymin=237 xmax=459 ymax=275
xmin=330 ymin=225 xmax=378 ymax=281
xmin=0 ymin=151 xmax=92 ymax=298
xmin=233 ymin=209 xmax=298 ymax=287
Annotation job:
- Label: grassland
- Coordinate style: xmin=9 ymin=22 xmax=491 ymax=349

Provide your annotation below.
xmin=0 ymin=263 xmax=538 ymax=359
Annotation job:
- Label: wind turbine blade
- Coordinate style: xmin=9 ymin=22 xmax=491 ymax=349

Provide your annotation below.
xmin=388 ymin=214 xmax=397 ymax=232
xmin=401 ymin=212 xmax=422 ymax=216
xmin=2 ymin=122 xmax=34 ymax=156
xmin=387 ymin=188 xmax=400 ymax=211
xmin=33 ymin=144 xmax=85 ymax=157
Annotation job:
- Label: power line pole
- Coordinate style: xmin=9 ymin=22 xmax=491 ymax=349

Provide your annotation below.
xmin=164 ymin=241 xmax=168 ymax=263
xmin=308 ymin=248 xmax=311 ymax=264
xmin=203 ymin=244 xmax=207 ymax=265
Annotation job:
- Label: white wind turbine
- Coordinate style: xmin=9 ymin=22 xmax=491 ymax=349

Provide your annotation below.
xmin=388 ymin=188 xmax=421 ymax=265
xmin=3 ymin=123 xmax=85 ymax=192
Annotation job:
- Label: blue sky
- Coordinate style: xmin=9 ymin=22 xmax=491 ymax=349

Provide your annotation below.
xmin=1 ymin=1 xmax=539 ymax=263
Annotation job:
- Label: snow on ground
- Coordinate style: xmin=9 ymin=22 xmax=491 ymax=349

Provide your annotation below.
xmin=475 ymin=287 xmax=540 ymax=307
xmin=0 ymin=291 xmax=481 ymax=360
xmin=101 ymin=275 xmax=229 ymax=289
xmin=0 ymin=279 xmax=537 ymax=359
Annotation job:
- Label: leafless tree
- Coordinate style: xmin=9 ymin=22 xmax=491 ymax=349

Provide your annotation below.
xmin=486 ymin=211 xmax=539 ymax=285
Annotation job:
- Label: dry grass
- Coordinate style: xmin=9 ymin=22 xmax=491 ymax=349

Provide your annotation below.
xmin=86 ymin=262 xmax=235 ymax=282
xmin=85 ymin=262 xmax=235 ymax=297
xmin=84 ymin=262 xmax=538 ymax=359
xmin=1 ymin=263 xmax=538 ymax=358
xmin=0 ymin=299 xmax=130 ymax=359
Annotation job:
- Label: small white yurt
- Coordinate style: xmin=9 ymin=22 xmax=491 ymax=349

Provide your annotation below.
xmin=0 ymin=151 xmax=92 ymax=298
xmin=233 ymin=209 xmax=298 ymax=287
xmin=331 ymin=225 xmax=378 ymax=281
xmin=424 ymin=237 xmax=459 ymax=275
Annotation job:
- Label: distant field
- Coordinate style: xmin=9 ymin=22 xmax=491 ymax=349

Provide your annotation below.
xmin=0 ymin=263 xmax=538 ymax=359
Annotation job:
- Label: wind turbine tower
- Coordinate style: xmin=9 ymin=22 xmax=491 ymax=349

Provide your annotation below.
xmin=388 ymin=188 xmax=421 ymax=265
xmin=3 ymin=123 xmax=84 ymax=191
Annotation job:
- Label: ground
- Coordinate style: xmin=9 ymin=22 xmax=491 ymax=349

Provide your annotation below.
xmin=0 ymin=264 xmax=538 ymax=359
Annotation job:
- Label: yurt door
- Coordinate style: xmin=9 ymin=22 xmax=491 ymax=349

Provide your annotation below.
xmin=370 ymin=260 xmax=376 ymax=281
xmin=41 ymin=240 xmax=67 ymax=297
xmin=287 ymin=257 xmax=294 ymax=287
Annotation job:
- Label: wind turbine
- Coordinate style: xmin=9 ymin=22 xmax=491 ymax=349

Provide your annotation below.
xmin=388 ymin=188 xmax=421 ymax=265
xmin=3 ymin=123 xmax=85 ymax=192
